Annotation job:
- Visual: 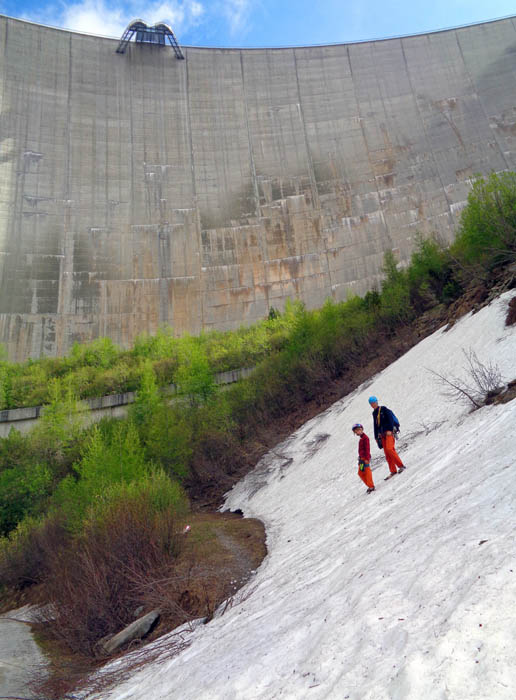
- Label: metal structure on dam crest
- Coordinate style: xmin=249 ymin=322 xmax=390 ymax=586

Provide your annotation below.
xmin=1 ymin=14 xmax=516 ymax=360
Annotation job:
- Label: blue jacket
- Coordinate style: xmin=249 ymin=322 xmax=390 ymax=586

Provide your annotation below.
xmin=372 ymin=405 xmax=397 ymax=443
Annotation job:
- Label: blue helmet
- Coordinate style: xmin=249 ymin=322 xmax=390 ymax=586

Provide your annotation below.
xmin=351 ymin=423 xmax=363 ymax=432
xmin=368 ymin=395 xmax=378 ymax=404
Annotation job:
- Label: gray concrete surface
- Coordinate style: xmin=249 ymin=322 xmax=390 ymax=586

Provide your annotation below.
xmin=1 ymin=16 xmax=516 ymax=360
xmin=0 ymin=607 xmax=48 ymax=699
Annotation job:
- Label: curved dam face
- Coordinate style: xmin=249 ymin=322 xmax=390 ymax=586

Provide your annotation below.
xmin=1 ymin=15 xmax=516 ymax=360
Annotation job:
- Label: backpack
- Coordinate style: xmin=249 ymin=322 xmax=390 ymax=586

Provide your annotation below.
xmin=377 ymin=406 xmax=400 ymax=434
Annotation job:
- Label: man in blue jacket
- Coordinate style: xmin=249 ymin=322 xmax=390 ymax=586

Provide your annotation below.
xmin=369 ymin=396 xmax=406 ymax=480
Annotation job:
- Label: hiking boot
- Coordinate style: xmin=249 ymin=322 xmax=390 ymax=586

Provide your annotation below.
xmin=366 ymin=487 xmax=375 ymax=493
xmin=384 ymin=473 xmax=397 ymax=480
xmin=397 ymin=466 xmax=406 ymax=473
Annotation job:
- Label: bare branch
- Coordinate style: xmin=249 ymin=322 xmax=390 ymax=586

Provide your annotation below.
xmin=427 ymin=347 xmax=504 ymax=410
xmin=427 ymin=367 xmax=482 ymax=408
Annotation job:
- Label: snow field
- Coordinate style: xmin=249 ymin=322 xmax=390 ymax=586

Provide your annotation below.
xmin=99 ymin=291 xmax=516 ymax=700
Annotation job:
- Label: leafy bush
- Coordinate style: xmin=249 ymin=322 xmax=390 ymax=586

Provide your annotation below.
xmin=69 ymin=337 xmax=120 ymax=369
xmin=153 ymin=356 xmax=179 ymax=385
xmin=0 ymin=514 xmax=68 ymax=589
xmin=28 ymin=379 xmax=86 ymax=471
xmin=130 ymin=360 xmax=162 ymax=426
xmin=378 ymin=251 xmax=413 ymax=331
xmin=174 ymin=341 xmax=217 ymax=404
xmin=0 ymin=463 xmax=52 ymax=536
xmin=9 ymin=363 xmax=51 ymax=407
xmin=41 ymin=472 xmax=187 ymax=655
xmin=0 ymin=385 xmax=90 ymax=537
xmin=0 ymin=365 xmax=9 ymax=410
xmin=133 ymin=327 xmax=180 ymax=360
xmin=141 ymin=405 xmax=192 ymax=480
xmin=452 ymin=171 xmax=516 ymax=270
xmin=83 ymin=361 xmax=135 ymax=397
xmin=52 ymin=421 xmax=149 ymax=531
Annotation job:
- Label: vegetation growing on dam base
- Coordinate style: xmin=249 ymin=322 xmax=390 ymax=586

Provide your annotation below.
xmin=0 ymin=172 xmax=515 ymax=689
xmin=1 ymin=171 xmax=515 ymax=412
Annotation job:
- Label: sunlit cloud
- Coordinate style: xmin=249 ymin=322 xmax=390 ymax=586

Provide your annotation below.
xmin=26 ymin=1 xmax=207 ymax=38
xmin=219 ymin=0 xmax=252 ymax=35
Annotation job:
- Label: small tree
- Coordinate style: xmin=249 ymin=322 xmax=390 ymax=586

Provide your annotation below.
xmin=174 ymin=342 xmax=216 ymax=405
xmin=130 ymin=360 xmax=162 ymax=426
xmin=0 ymin=364 xmax=9 ymax=410
xmin=53 ymin=421 xmax=149 ymax=531
xmin=379 ymin=251 xmax=413 ymax=330
xmin=0 ymin=462 xmax=52 ymax=536
xmin=29 ymin=378 xmax=85 ymax=469
xmin=453 ymin=172 xmax=516 ymax=270
xmin=408 ymin=235 xmax=461 ymax=308
xmin=143 ymin=405 xmax=192 ymax=481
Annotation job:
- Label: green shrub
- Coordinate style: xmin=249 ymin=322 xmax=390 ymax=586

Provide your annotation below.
xmin=174 ymin=341 xmax=216 ymax=404
xmin=0 ymin=364 xmax=11 ymax=410
xmin=153 ymin=356 xmax=179 ymax=385
xmin=130 ymin=360 xmax=162 ymax=426
xmin=379 ymin=251 xmax=413 ymax=330
xmin=0 ymin=514 xmax=68 ymax=589
xmin=29 ymin=379 xmax=86 ymax=469
xmin=0 ymin=463 xmax=52 ymax=536
xmin=52 ymin=421 xmax=149 ymax=531
xmin=407 ymin=235 xmax=461 ymax=309
xmin=9 ymin=363 xmax=50 ymax=407
xmin=0 ymin=428 xmax=33 ymax=473
xmin=141 ymin=405 xmax=192 ymax=480
xmin=452 ymin=171 xmax=516 ymax=269
xmin=70 ymin=337 xmax=120 ymax=369
xmin=83 ymin=361 xmax=133 ymax=397
xmin=62 ymin=365 xmax=97 ymax=398
xmin=133 ymin=327 xmax=180 ymax=360
xmin=42 ymin=472 xmax=187 ymax=655
xmin=85 ymin=468 xmax=188 ymax=526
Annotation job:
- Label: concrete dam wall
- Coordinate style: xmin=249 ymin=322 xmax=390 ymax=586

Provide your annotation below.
xmin=1 ymin=15 xmax=516 ymax=361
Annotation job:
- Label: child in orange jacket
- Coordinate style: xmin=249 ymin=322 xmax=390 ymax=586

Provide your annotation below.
xmin=352 ymin=423 xmax=375 ymax=493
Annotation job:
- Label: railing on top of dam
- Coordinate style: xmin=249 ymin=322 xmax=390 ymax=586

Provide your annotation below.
xmin=0 ymin=366 xmax=255 ymax=438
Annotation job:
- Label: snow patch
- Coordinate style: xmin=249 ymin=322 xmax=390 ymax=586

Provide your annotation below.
xmin=95 ymin=291 xmax=516 ymax=700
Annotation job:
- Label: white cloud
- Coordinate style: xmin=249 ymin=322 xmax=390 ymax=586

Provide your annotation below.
xmin=220 ymin=0 xmax=252 ymax=35
xmin=190 ymin=1 xmax=204 ymax=19
xmin=61 ymin=1 xmax=125 ymax=36
xmin=21 ymin=0 xmax=256 ymax=43
xmin=33 ymin=1 xmax=206 ymax=38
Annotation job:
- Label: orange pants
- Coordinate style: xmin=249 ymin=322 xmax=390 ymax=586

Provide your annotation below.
xmin=358 ymin=464 xmax=374 ymax=489
xmin=383 ymin=433 xmax=404 ymax=474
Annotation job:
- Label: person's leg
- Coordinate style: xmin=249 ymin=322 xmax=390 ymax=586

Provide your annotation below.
xmin=383 ymin=434 xmax=403 ymax=474
xmin=358 ymin=467 xmax=368 ymax=486
xmin=363 ymin=466 xmax=374 ymax=489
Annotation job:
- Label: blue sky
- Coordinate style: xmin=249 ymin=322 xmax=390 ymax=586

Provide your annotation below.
xmin=0 ymin=1 xmax=515 ymax=47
